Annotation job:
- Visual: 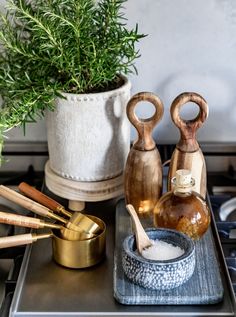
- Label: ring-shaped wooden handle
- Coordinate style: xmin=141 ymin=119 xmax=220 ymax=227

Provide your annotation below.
xmin=171 ymin=92 xmax=208 ymax=133
xmin=170 ymin=92 xmax=208 ymax=152
xmin=127 ymin=92 xmax=164 ymax=151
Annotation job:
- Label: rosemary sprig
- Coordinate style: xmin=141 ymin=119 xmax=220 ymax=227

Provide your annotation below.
xmin=0 ymin=0 xmax=145 ymax=160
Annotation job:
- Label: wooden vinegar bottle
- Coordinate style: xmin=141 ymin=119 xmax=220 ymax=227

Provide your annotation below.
xmin=124 ymin=92 xmax=164 ymax=217
xmin=168 ymin=92 xmax=209 ymax=199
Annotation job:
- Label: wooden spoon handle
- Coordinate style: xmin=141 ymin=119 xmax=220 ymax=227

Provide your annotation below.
xmin=126 ymin=204 xmax=152 ymax=254
xmin=0 ymin=232 xmax=52 ymax=248
xmin=18 ymin=182 xmax=71 ymax=217
xmin=170 ymin=92 xmax=208 ymax=152
xmin=0 ymin=186 xmax=67 ymax=224
xmin=126 ymin=92 xmax=164 ymax=151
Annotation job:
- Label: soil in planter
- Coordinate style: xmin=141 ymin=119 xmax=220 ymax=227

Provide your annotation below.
xmin=65 ymin=76 xmax=125 ymax=94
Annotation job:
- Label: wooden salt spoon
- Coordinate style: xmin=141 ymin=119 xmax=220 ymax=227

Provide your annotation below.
xmin=126 ymin=204 xmax=152 ymax=254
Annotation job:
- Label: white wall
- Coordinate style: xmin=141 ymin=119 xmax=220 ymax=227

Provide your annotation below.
xmin=2 ymin=0 xmax=236 ymax=144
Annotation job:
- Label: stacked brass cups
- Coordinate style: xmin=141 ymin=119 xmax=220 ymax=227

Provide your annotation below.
xmin=0 ymin=184 xmax=106 ymax=269
xmin=52 ymin=215 xmax=106 ymax=269
xmin=17 ymin=183 xmax=107 ymax=269
xmin=124 ymin=91 xmax=209 ymax=218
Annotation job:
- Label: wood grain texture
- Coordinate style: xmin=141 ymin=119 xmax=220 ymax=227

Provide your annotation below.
xmin=0 ymin=211 xmax=61 ymax=230
xmin=170 ymin=92 xmax=208 ymax=153
xmin=0 ymin=233 xmax=53 ymax=248
xmin=0 ymin=233 xmax=36 ymax=248
xmin=124 ymin=148 xmax=162 ymax=217
xmin=19 ymin=182 xmax=63 ymax=212
xmin=126 ymin=204 xmax=152 ymax=254
xmin=168 ymin=92 xmax=208 ymax=198
xmin=45 ymin=161 xmax=124 ymax=203
xmin=18 ymin=182 xmax=72 ymax=217
xmin=0 ymin=185 xmax=67 ymax=224
xmin=126 ymin=92 xmax=164 ymax=151
xmin=0 ymin=185 xmax=51 ymax=217
xmin=114 ymin=199 xmax=223 ymax=305
xmin=125 ymin=92 xmax=163 ymax=217
xmin=0 ymin=211 xmax=42 ymax=229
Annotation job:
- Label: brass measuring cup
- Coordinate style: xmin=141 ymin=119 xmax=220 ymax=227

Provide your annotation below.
xmin=0 ymin=215 xmax=106 ymax=268
xmin=18 ymin=183 xmax=101 ymax=237
xmin=0 ymin=210 xmax=94 ymax=241
xmin=0 ymin=185 xmax=100 ymax=240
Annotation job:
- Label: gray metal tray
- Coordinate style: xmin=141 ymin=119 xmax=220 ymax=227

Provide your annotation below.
xmin=114 ymin=199 xmax=223 ymax=305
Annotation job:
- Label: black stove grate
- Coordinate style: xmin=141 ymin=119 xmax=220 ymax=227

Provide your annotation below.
xmin=0 ymin=165 xmax=44 ymax=317
xmin=209 ymin=190 xmax=236 ymax=295
xmin=0 ymin=165 xmax=44 ymax=189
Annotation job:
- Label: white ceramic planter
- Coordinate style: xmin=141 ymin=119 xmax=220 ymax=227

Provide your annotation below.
xmin=46 ymin=76 xmax=131 ymax=181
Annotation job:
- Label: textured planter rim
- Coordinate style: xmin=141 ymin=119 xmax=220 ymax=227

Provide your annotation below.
xmin=59 ymin=74 xmax=131 ymax=100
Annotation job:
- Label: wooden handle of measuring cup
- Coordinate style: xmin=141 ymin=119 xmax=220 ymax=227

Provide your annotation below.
xmin=0 ymin=233 xmax=53 ymax=248
xmin=0 ymin=186 xmax=67 ymax=224
xmin=170 ymin=92 xmax=208 ymax=152
xmin=0 ymin=211 xmax=61 ymax=230
xmin=18 ymin=182 xmax=71 ymax=217
xmin=126 ymin=92 xmax=164 ymax=151
xmin=0 ymin=211 xmax=42 ymax=229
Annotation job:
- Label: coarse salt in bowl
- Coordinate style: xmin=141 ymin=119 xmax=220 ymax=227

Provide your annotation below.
xmin=122 ymin=228 xmax=195 ymax=290
xmin=141 ymin=239 xmax=185 ymax=260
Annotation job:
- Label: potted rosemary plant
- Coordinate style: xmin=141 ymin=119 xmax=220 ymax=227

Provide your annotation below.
xmin=0 ymin=0 xmax=144 ymax=186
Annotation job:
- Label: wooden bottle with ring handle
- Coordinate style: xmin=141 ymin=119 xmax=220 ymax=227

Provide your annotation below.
xmin=168 ymin=92 xmax=209 ymax=199
xmin=124 ymin=92 xmax=164 ymax=217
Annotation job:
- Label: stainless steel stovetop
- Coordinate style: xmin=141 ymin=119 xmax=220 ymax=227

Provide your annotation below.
xmin=0 ymin=142 xmax=236 ymax=316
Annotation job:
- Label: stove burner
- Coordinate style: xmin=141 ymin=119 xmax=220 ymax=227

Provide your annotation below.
xmin=229 ymin=249 xmax=236 ymax=258
xmin=219 ymin=197 xmax=236 ymax=222
xmin=0 ymin=165 xmax=44 ymax=189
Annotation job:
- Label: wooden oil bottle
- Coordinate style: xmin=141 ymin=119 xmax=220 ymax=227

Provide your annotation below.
xmin=124 ymin=92 xmax=164 ymax=218
xmin=168 ymin=92 xmax=208 ymax=199
xmin=154 ymin=169 xmax=210 ymax=240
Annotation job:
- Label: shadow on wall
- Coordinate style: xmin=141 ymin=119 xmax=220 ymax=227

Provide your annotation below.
xmin=151 ymin=69 xmax=236 ymax=144
xmin=101 ymin=98 xmax=130 ymax=178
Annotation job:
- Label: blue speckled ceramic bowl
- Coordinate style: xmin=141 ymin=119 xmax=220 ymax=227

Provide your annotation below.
xmin=122 ymin=228 xmax=195 ymax=290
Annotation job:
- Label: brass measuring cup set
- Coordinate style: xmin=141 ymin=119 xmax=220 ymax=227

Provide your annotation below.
xmin=0 ymin=183 xmax=106 ymax=268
